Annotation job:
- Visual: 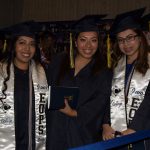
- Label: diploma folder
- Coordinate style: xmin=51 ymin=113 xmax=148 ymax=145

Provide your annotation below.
xmin=48 ymin=86 xmax=79 ymax=110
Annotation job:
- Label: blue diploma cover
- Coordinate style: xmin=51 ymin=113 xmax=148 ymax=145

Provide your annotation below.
xmin=48 ymin=86 xmax=79 ymax=110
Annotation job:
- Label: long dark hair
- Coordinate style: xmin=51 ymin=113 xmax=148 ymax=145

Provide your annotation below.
xmin=0 ymin=35 xmax=41 ymax=102
xmin=56 ymin=31 xmax=108 ymax=85
xmin=111 ymin=29 xmax=150 ymax=75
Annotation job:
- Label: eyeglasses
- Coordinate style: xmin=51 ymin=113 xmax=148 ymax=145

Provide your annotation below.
xmin=117 ymin=35 xmax=139 ymax=44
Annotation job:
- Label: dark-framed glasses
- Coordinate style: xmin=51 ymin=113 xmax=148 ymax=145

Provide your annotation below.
xmin=117 ymin=34 xmax=139 ymax=44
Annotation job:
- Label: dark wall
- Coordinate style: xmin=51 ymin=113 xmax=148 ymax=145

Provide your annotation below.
xmin=0 ymin=0 xmax=24 ymax=27
xmin=0 ymin=0 xmax=150 ymax=27
xmin=0 ymin=0 xmax=14 ymax=27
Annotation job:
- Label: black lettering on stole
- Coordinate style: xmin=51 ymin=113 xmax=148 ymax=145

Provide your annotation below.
xmin=129 ymin=98 xmax=140 ymax=120
xmin=39 ymin=93 xmax=46 ymax=134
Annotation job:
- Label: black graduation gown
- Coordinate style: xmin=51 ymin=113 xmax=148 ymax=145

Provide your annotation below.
xmin=129 ymin=81 xmax=150 ymax=149
xmin=46 ymin=53 xmax=113 ymax=150
xmin=14 ymin=66 xmax=35 ymax=150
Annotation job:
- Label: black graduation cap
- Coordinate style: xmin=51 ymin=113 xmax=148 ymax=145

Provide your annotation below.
xmin=2 ymin=20 xmax=42 ymax=38
xmin=81 ymin=14 xmax=107 ymax=23
xmin=110 ymin=7 xmax=146 ymax=36
xmin=142 ymin=13 xmax=150 ymax=31
xmin=72 ymin=15 xmax=107 ymax=34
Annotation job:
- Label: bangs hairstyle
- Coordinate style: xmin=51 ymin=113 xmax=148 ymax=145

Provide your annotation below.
xmin=111 ymin=29 xmax=150 ymax=75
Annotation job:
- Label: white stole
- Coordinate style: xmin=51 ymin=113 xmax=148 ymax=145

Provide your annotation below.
xmin=0 ymin=61 xmax=48 ymax=150
xmin=110 ymin=55 xmax=150 ymax=131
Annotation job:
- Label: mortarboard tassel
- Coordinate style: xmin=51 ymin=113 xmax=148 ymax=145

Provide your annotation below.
xmin=69 ymin=33 xmax=74 ymax=68
xmin=149 ymin=21 xmax=150 ymax=31
xmin=106 ymin=34 xmax=111 ymax=68
xmin=2 ymin=40 xmax=7 ymax=53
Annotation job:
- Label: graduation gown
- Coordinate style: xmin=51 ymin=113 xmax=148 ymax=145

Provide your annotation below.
xmin=14 ymin=66 xmax=35 ymax=150
xmin=129 ymin=82 xmax=150 ymax=149
xmin=46 ymin=53 xmax=113 ymax=150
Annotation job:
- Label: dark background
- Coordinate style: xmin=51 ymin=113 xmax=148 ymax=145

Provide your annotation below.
xmin=0 ymin=0 xmax=150 ymax=28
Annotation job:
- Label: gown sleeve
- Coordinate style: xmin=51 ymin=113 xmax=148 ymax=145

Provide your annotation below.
xmin=129 ymin=82 xmax=150 ymax=131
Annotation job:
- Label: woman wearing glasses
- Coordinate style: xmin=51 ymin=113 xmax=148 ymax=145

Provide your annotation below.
xmin=102 ymin=8 xmax=150 ymax=149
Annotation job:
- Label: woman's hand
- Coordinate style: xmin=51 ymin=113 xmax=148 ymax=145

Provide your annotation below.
xmin=59 ymin=99 xmax=77 ymax=117
xmin=121 ymin=128 xmax=135 ymax=135
xmin=102 ymin=124 xmax=115 ymax=140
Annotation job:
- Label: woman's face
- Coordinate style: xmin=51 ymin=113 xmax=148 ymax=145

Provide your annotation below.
xmin=14 ymin=36 xmax=36 ymax=69
xmin=117 ymin=29 xmax=141 ymax=60
xmin=75 ymin=31 xmax=98 ymax=61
